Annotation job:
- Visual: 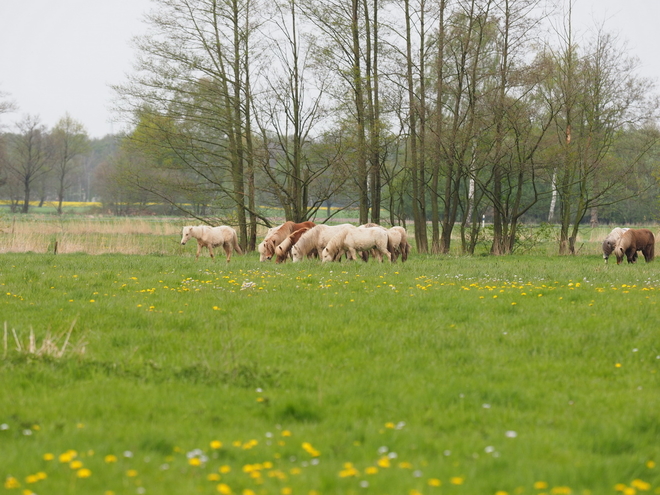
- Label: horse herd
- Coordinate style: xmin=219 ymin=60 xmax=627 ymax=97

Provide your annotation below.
xmin=180 ymin=221 xmax=410 ymax=263
xmin=180 ymin=222 xmax=656 ymax=265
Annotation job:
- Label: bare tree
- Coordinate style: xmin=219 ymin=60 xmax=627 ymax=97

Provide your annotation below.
xmin=51 ymin=114 xmax=90 ymax=214
xmin=5 ymin=115 xmax=51 ymax=213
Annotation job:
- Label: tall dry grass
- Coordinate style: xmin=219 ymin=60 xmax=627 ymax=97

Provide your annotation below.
xmin=0 ymin=215 xmax=184 ymax=254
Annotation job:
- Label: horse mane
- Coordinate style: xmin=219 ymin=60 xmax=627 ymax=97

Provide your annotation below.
xmin=324 ymin=227 xmax=351 ymax=256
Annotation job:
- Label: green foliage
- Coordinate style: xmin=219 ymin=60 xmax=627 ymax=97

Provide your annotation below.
xmin=1 ymin=253 xmax=659 ymax=494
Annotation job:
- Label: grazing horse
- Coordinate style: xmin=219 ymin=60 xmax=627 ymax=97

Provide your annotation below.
xmin=259 ymin=221 xmax=316 ymax=261
xmin=602 ymin=227 xmax=628 ymax=263
xmin=613 ymin=228 xmax=655 ymax=265
xmin=290 ymin=224 xmax=354 ymax=262
xmin=322 ymin=226 xmax=391 ymax=262
xmin=389 ymin=226 xmax=411 ymax=262
xmin=274 ymin=227 xmax=311 ymax=264
xmin=357 ymin=224 xmax=411 ymax=262
xmin=180 ymin=225 xmax=242 ymax=262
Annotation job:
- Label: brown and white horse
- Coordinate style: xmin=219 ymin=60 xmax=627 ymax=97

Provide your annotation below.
xmin=259 ymin=221 xmax=316 ymax=261
xmin=613 ymin=228 xmax=655 ymax=265
xmin=274 ymin=227 xmax=312 ymax=263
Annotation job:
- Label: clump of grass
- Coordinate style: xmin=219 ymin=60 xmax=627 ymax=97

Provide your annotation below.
xmin=3 ymin=319 xmax=85 ymax=359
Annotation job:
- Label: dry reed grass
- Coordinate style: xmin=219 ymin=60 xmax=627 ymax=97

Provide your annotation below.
xmin=0 ymin=216 xmax=184 ymax=254
xmin=3 ymin=320 xmax=85 ymax=359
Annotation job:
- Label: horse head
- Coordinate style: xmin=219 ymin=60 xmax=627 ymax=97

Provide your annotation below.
xmin=180 ymin=226 xmax=193 ymax=245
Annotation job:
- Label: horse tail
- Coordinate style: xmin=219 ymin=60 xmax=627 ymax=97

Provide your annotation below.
xmin=233 ymin=230 xmax=243 ymax=255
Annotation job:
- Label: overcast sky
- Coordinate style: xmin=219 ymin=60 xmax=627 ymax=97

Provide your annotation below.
xmin=1 ymin=0 xmax=659 ymax=139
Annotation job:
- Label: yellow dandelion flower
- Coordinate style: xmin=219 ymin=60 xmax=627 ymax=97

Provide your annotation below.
xmin=534 ymin=481 xmax=549 ymax=490
xmin=450 ymin=477 xmax=465 ymax=485
xmin=217 ymin=483 xmax=232 ymax=494
xmin=615 ymin=363 xmax=622 ymax=368
xmin=399 ymin=461 xmax=413 ymax=469
xmin=282 ymin=430 xmax=292 ymax=437
xmin=428 ymin=478 xmax=442 ymax=487
xmin=232 ymin=440 xmax=242 ymax=447
xmin=208 ymin=473 xmax=221 ymax=481
xmin=219 ymin=465 xmax=231 ymax=474
xmin=495 ymin=491 xmax=509 ymax=495
xmin=25 ymin=475 xmax=40 ymax=484
xmin=105 ymin=491 xmax=116 ymax=495
xmin=385 ymin=422 xmax=396 ymax=429
xmin=43 ymin=453 xmax=54 ymax=461
xmin=76 ymin=468 xmax=92 ymax=478
xmin=70 ymin=460 xmax=84 ymax=470
xmin=410 ymin=490 xmax=423 ymax=495
xmin=210 ymin=440 xmax=223 ymax=449
xmin=281 ymin=488 xmax=292 ymax=495
xmin=646 ymin=461 xmax=656 ymax=469
xmin=365 ymin=466 xmax=379 ymax=475
xmin=550 ymin=487 xmax=572 ymax=495
xmin=290 ymin=468 xmax=301 ymax=475
xmin=104 ymin=455 xmax=118 ymax=463
xmin=377 ymin=456 xmax=391 ymax=468
xmin=126 ymin=470 xmax=138 ymax=478
xmin=243 ymin=490 xmax=256 ymax=495
xmin=623 ymin=488 xmax=636 ymax=495
xmin=614 ymin=484 xmax=627 ymax=492
xmin=4 ymin=477 xmax=20 ymax=489
xmin=631 ymin=479 xmax=651 ymax=491
xmin=189 ymin=457 xmax=202 ymax=466
xmin=35 ymin=473 xmax=46 ymax=481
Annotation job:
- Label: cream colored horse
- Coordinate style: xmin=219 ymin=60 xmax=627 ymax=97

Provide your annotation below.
xmin=322 ymin=226 xmax=391 ymax=262
xmin=180 ymin=225 xmax=242 ymax=262
xmin=291 ymin=224 xmax=354 ymax=262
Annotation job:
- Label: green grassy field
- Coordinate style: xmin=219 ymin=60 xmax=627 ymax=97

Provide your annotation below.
xmin=2 ymin=249 xmax=659 ymax=495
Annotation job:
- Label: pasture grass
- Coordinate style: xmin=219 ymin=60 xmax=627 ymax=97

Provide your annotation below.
xmin=1 ymin=250 xmax=660 ymax=495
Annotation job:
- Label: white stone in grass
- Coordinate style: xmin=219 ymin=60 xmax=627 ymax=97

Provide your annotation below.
xmin=0 ymin=424 xmax=8 ymax=430
xmin=505 ymin=430 xmax=518 ymax=438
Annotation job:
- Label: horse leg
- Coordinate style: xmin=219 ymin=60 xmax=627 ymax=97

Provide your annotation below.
xmin=195 ymin=241 xmax=202 ymax=260
xmin=208 ymin=245 xmax=215 ymax=260
xmin=223 ymin=243 xmax=232 ymax=262
xmin=348 ymin=247 xmax=358 ymax=261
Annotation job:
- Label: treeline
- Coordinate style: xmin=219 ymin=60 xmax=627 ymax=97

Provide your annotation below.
xmin=2 ymin=0 xmax=660 ymax=255
xmin=109 ymin=0 xmax=660 ymax=254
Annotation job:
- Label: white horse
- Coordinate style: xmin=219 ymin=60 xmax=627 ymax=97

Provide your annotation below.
xmin=602 ymin=227 xmax=629 ymax=263
xmin=291 ymin=224 xmax=354 ymax=262
xmin=322 ymin=226 xmax=391 ymax=262
xmin=180 ymin=225 xmax=242 ymax=262
xmin=357 ymin=224 xmax=411 ymax=262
